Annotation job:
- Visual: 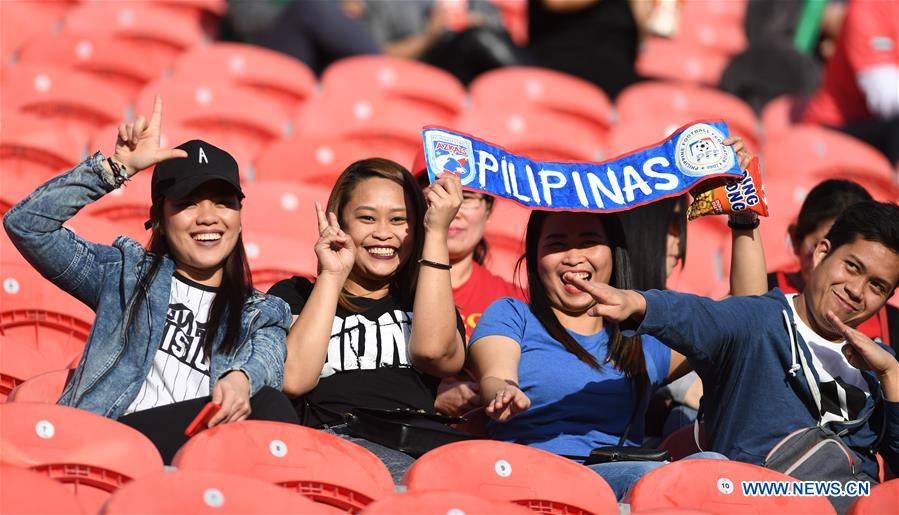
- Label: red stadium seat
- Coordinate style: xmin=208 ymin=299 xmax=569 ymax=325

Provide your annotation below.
xmin=0 ymin=402 xmax=164 ymax=512
xmin=295 ymin=93 xmax=430 ymax=167
xmin=0 ymin=336 xmax=56 ymax=401
xmin=0 ymin=64 xmax=129 ymax=147
xmin=402 ymin=440 xmax=618 ymax=514
xmin=16 ymin=32 xmax=159 ymax=100
xmin=172 ymin=420 xmax=395 ymax=512
xmin=657 ymin=423 xmax=707 ymax=462
xmin=847 ymin=479 xmax=898 ymax=515
xmin=616 ymin=82 xmax=759 ymax=150
xmin=7 ymin=368 xmax=72 ymax=404
xmin=172 ymin=42 xmax=316 ymax=114
xmin=243 ymin=233 xmax=318 ymax=293
xmin=0 ymin=0 xmax=71 ymax=62
xmin=136 ymin=79 xmax=288 ymax=168
xmin=760 ymin=95 xmax=805 ymax=138
xmin=63 ymin=2 xmax=205 ymax=72
xmin=103 ymin=469 xmax=336 ymax=514
xmin=322 ymin=56 xmax=466 ymax=122
xmin=0 ymin=112 xmax=84 ymax=207
xmin=469 ymin=67 xmax=613 ymax=149
xmin=636 ymin=38 xmax=731 ymax=86
xmin=151 ymin=0 xmax=227 ymax=36
xmin=666 ymin=217 xmax=731 ymax=298
xmin=627 ymin=459 xmax=836 ymax=513
xmin=361 ymin=490 xmax=533 ymax=515
xmin=241 ymin=180 xmax=330 ymax=239
xmin=455 ymin=109 xmax=605 ymax=162
xmin=483 ymin=198 xmax=529 ymax=259
xmin=0 ymin=258 xmax=93 ymax=368
xmin=254 ymin=134 xmax=385 ymax=186
xmin=0 ymin=463 xmax=86 ymax=514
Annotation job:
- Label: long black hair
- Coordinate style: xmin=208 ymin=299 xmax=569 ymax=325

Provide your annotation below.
xmin=125 ymin=197 xmax=253 ymax=357
xmin=328 ymin=158 xmax=427 ymax=311
xmin=791 ymin=179 xmax=872 ymax=246
xmin=516 ymin=210 xmax=648 ymax=388
xmin=618 ymin=196 xmax=688 ymax=290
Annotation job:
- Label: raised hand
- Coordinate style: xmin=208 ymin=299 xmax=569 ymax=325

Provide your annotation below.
xmin=485 ymin=384 xmax=530 ymax=422
xmin=566 ymin=273 xmax=647 ymax=322
xmin=827 ymin=311 xmax=899 ymax=377
xmin=723 ymin=135 xmax=752 ymax=171
xmin=423 ymin=173 xmax=463 ymax=234
xmin=112 ymin=95 xmax=188 ymax=176
xmin=314 ymin=201 xmax=355 ymax=279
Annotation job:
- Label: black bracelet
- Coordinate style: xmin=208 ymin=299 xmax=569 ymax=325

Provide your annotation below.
xmin=418 ymin=258 xmax=452 ymax=270
xmin=727 ymin=213 xmax=760 ymax=231
xmin=106 ymin=157 xmax=130 ymax=187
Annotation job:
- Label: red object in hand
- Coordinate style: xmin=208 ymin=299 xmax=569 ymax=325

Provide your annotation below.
xmin=185 ymin=402 xmax=221 ymax=437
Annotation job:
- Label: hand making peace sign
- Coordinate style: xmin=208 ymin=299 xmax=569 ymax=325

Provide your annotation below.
xmin=111 ymin=95 xmax=188 ymax=176
xmin=314 ymin=201 xmax=356 ymax=280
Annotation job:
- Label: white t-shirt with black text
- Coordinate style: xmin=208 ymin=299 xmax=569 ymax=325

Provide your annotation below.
xmin=124 ymin=273 xmax=215 ymax=414
xmin=788 ymin=294 xmax=870 ymax=424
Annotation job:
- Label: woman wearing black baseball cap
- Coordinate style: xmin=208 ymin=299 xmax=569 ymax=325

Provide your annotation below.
xmin=3 ymin=96 xmax=299 ymax=463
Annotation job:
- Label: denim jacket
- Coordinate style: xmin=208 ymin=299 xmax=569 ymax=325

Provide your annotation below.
xmin=3 ymin=154 xmax=292 ymax=419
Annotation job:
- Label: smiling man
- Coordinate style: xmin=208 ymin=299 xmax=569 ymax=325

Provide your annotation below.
xmin=568 ymin=201 xmax=899 ymax=500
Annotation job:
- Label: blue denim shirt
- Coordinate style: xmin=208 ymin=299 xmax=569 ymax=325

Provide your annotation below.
xmin=3 ymin=153 xmax=292 ymax=419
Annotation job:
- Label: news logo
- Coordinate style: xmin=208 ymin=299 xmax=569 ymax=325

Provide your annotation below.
xmin=675 ymin=123 xmax=735 ymax=177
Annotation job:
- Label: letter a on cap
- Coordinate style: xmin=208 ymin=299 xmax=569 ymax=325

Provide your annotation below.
xmin=198 ymin=147 xmax=209 ymax=164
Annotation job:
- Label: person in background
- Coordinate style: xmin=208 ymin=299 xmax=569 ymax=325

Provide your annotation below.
xmin=351 ymin=0 xmax=530 ymax=84
xmin=268 ymin=158 xmax=466 ymax=482
xmin=769 ymin=179 xmax=897 ymax=351
xmin=803 ymin=0 xmax=899 ymax=164
xmin=3 ymin=98 xmax=299 ymax=463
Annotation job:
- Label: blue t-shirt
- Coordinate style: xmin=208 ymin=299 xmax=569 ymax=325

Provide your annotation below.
xmin=470 ymin=297 xmax=671 ymax=457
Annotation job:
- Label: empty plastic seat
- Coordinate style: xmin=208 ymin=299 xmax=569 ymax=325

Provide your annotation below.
xmin=0 ymin=258 xmax=93 ymax=367
xmin=321 ymin=56 xmax=466 ymax=122
xmin=7 ymin=368 xmax=72 ymax=404
xmin=469 ymin=67 xmax=613 ymax=148
xmin=760 ymin=95 xmax=805 ymax=138
xmin=243 ymin=233 xmax=317 ymax=293
xmin=241 ymin=180 xmax=330 ymax=239
xmin=360 ymin=490 xmax=533 ymax=515
xmin=172 ymin=42 xmax=316 ymax=113
xmin=82 ymin=174 xmax=152 ymax=227
xmin=172 ymin=420 xmax=395 ymax=512
xmin=847 ymin=479 xmax=898 ymax=515
xmin=254 ymin=134 xmax=389 ymax=186
xmin=627 ymin=459 xmax=836 ymax=513
xmin=616 ymin=82 xmax=759 ymax=150
xmin=0 ymin=0 xmax=70 ymax=62
xmin=0 ymin=463 xmax=86 ymax=514
xmin=295 ymin=93 xmax=430 ymax=165
xmin=483 ymin=198 xmax=529 ymax=258
xmin=455 ymin=109 xmax=605 ymax=162
xmin=762 ymin=125 xmax=894 ymax=183
xmin=63 ymin=2 xmax=205 ymax=72
xmin=16 ymin=32 xmax=159 ymax=100
xmin=636 ymin=38 xmax=731 ymax=86
xmin=0 ymin=112 xmax=84 ymax=204
xmin=0 ymin=403 xmax=164 ymax=512
xmin=657 ymin=423 xmax=707 ymax=461
xmin=103 ymin=469 xmax=336 ymax=514
xmin=0 ymin=336 xmax=54 ymax=401
xmin=402 ymin=440 xmax=618 ymax=514
xmin=0 ymin=64 xmax=129 ymax=146
xmin=135 ymin=78 xmax=288 ymax=168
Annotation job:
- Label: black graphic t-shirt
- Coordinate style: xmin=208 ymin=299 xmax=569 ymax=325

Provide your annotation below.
xmin=269 ymin=276 xmax=465 ymax=427
xmin=124 ymin=273 xmax=215 ymax=415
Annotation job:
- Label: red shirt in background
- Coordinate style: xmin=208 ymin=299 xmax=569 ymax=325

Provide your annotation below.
xmin=453 ymin=262 xmax=523 ymax=338
xmin=803 ymin=0 xmax=899 ymax=127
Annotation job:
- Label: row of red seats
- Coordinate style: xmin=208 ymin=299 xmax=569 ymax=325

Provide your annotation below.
xmin=4 ymin=402 xmax=895 ymax=514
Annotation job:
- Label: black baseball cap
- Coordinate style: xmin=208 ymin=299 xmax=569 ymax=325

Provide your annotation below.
xmin=144 ymin=140 xmax=244 ymax=229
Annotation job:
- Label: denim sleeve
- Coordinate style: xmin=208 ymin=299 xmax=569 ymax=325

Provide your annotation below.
xmin=223 ymin=296 xmax=292 ymax=395
xmin=2 ymin=154 xmax=123 ymax=310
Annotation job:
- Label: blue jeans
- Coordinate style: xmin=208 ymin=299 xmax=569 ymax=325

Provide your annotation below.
xmin=324 ymin=424 xmax=414 ymax=484
xmin=588 ymin=451 xmax=727 ymax=500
